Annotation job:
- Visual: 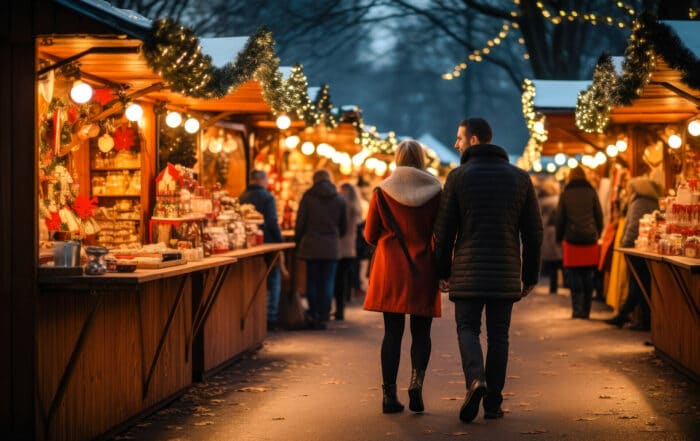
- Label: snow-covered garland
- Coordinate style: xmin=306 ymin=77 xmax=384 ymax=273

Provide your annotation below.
xmin=576 ymin=14 xmax=700 ymax=133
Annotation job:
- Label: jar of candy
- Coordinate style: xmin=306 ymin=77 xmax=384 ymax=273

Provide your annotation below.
xmin=658 ymin=235 xmax=670 ymax=255
xmin=669 ymin=233 xmax=683 ymax=256
xmin=684 ymin=236 xmax=700 ymax=258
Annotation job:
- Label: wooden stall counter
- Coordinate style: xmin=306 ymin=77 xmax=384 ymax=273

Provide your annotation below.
xmin=36 ymin=242 xmax=294 ymax=441
xmin=616 ymin=247 xmax=700 ymax=381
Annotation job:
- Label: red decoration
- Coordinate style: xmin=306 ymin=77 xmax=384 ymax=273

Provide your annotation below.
xmin=67 ymin=106 xmax=79 ymax=124
xmin=45 ymin=211 xmax=62 ymax=231
xmin=71 ymin=194 xmax=99 ymax=220
xmin=113 ymin=125 xmax=135 ymax=151
xmin=93 ymin=88 xmax=115 ymax=106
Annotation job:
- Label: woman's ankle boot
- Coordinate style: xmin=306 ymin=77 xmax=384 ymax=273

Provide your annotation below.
xmin=408 ymin=369 xmax=425 ymax=412
xmin=382 ymin=384 xmax=404 ymax=413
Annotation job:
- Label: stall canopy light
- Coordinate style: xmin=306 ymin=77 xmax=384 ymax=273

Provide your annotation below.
xmin=70 ymin=80 xmax=93 ymax=104
xmin=276 ymin=114 xmax=291 ymax=130
xmin=606 ymin=144 xmax=618 ymax=157
xmin=688 ymin=119 xmax=700 ymax=137
xmin=284 ymin=135 xmax=300 ymax=149
xmin=389 ymin=162 xmax=397 ymax=172
xmin=546 ymin=163 xmax=556 ymax=173
xmin=668 ymin=133 xmax=682 ymax=149
xmin=301 ymin=141 xmax=315 ymax=155
xmin=365 ymin=157 xmax=379 ymax=170
xmin=184 ymin=117 xmax=200 ymax=134
xmin=532 ymin=161 xmax=543 ymax=172
xmin=594 ymin=151 xmax=607 ymax=165
xmin=166 ymin=111 xmax=182 ymax=128
xmin=554 ymin=153 xmax=566 ymax=165
xmin=567 ymin=157 xmax=579 ymax=168
xmin=125 ymin=103 xmax=143 ymax=122
xmin=615 ymin=139 xmax=628 ymax=152
xmin=375 ymin=161 xmax=388 ymax=176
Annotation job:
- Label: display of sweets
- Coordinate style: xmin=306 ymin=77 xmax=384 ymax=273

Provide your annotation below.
xmin=153 ymin=163 xmax=197 ymax=218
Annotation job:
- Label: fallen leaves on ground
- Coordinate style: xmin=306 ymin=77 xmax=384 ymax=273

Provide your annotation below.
xmin=520 ymin=428 xmax=548 ymax=435
xmin=575 ymin=417 xmax=597 ymax=421
xmin=448 ymin=431 xmax=468 ymax=436
xmin=599 ymin=395 xmax=613 ymax=399
xmin=165 ymin=425 xmax=183 ymax=430
xmin=518 ymin=402 xmax=532 ymax=407
xmin=422 ymin=428 xmax=436 ymax=434
xmin=539 ymin=371 xmax=558 ymax=376
xmin=502 ymin=392 xmax=516 ymax=397
xmin=507 ymin=375 xmax=521 ymax=379
xmin=272 ymin=417 xmax=285 ymax=420
xmin=441 ymin=396 xmax=462 ymax=401
xmin=618 ymin=415 xmax=639 ymax=420
xmin=447 ymin=380 xmax=466 ymax=385
xmin=322 ymin=379 xmax=345 ymax=384
xmin=237 ymin=387 xmax=267 ymax=392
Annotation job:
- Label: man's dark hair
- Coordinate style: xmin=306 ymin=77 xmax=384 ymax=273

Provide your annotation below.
xmin=250 ymin=169 xmax=267 ymax=182
xmin=459 ymin=118 xmax=493 ymax=144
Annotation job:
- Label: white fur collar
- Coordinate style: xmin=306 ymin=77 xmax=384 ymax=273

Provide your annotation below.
xmin=378 ymin=166 xmax=442 ymax=207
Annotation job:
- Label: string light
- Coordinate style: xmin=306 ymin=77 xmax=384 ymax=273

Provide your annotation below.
xmin=166 ymin=111 xmax=182 ymax=128
xmin=276 ymin=114 xmax=291 ymax=130
xmin=616 ymin=138 xmax=628 ymax=152
xmin=184 ymin=117 xmax=200 ymax=134
xmin=688 ymin=119 xmax=700 ymax=137
xmin=668 ymin=133 xmax=682 ymax=149
xmin=124 ymin=103 xmax=143 ymax=122
xmin=443 ymin=22 xmax=514 ymax=80
xmin=301 ymin=141 xmax=315 ymax=155
xmin=533 ymin=1 xmax=629 ymax=28
xmin=70 ymin=80 xmax=93 ymax=104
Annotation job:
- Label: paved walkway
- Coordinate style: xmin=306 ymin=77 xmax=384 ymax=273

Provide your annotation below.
xmin=113 ymin=285 xmax=699 ymax=441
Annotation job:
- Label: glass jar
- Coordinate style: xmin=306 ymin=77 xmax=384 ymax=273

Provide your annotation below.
xmin=684 ymin=236 xmax=700 ymax=258
xmin=658 ymin=234 xmax=670 ymax=255
xmin=669 ymin=233 xmax=683 ymax=256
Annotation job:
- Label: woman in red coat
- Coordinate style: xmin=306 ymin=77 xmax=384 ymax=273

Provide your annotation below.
xmin=363 ymin=139 xmax=442 ymax=414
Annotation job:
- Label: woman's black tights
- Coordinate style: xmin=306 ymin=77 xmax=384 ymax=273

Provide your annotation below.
xmin=381 ymin=312 xmax=433 ymax=385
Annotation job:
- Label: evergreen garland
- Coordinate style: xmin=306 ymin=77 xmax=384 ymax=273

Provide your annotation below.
xmin=159 ymin=127 xmax=197 ymax=168
xmin=575 ymin=14 xmax=700 ymax=133
xmin=287 ymin=64 xmax=317 ymax=126
xmin=314 ymin=85 xmax=338 ymax=129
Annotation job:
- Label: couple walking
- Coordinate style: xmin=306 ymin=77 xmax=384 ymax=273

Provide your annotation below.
xmin=363 ymin=118 xmax=543 ymax=422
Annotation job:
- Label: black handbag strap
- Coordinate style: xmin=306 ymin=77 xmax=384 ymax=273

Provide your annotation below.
xmin=375 ymin=188 xmax=418 ymax=276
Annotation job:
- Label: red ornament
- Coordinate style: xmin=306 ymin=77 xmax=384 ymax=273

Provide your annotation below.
xmin=45 ymin=211 xmax=62 ymax=231
xmin=93 ymin=88 xmax=115 ymax=106
xmin=67 ymin=106 xmax=79 ymax=124
xmin=71 ymin=194 xmax=99 ymax=220
xmin=113 ymin=125 xmax=135 ymax=151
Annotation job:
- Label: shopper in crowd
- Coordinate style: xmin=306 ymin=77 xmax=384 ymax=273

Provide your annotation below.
xmin=334 ymin=182 xmax=362 ymax=320
xmin=556 ymin=166 xmax=603 ymax=319
xmin=364 ymin=139 xmax=442 ymax=414
xmin=434 ymin=118 xmax=542 ymax=423
xmin=605 ymin=177 xmax=662 ymax=330
xmin=539 ymin=178 xmax=562 ymax=295
xmin=295 ymin=169 xmax=347 ymax=330
xmin=239 ymin=169 xmax=285 ymax=331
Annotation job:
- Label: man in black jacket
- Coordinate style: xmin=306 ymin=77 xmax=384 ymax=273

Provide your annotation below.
xmin=240 ymin=169 xmax=285 ymax=330
xmin=434 ymin=118 xmax=543 ymax=423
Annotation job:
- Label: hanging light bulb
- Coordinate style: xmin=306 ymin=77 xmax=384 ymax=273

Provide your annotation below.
xmin=365 ymin=158 xmax=379 ymax=170
xmin=276 ymin=114 xmax=291 ymax=130
xmin=687 ymin=119 xmax=700 ymax=137
xmin=375 ymin=161 xmax=388 ymax=176
xmin=567 ymin=157 xmax=579 ymax=168
xmin=532 ymin=161 xmax=543 ymax=172
xmin=284 ymin=135 xmax=300 ymax=149
xmin=668 ymin=133 xmax=682 ymax=149
xmin=615 ymin=138 xmax=628 ymax=152
xmin=606 ymin=144 xmax=618 ymax=157
xmin=581 ymin=155 xmax=594 ymax=168
xmin=301 ymin=141 xmax=315 ymax=155
xmin=124 ymin=103 xmax=143 ymax=122
xmin=70 ymin=80 xmax=93 ymax=104
xmin=184 ymin=117 xmax=200 ymax=134
xmin=208 ymin=140 xmax=223 ymax=153
xmin=546 ymin=163 xmax=556 ymax=173
xmin=554 ymin=153 xmax=566 ymax=165
xmin=165 ymin=111 xmax=182 ymax=128
xmin=595 ymin=151 xmax=607 ymax=165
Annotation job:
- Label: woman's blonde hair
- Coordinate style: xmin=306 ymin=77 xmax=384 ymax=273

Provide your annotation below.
xmin=395 ymin=139 xmax=425 ymax=169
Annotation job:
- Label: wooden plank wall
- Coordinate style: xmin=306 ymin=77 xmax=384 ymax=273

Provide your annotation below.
xmin=648 ymin=261 xmax=700 ymax=378
xmin=37 ymin=277 xmax=192 ymax=441
xmin=203 ymin=256 xmax=267 ymax=373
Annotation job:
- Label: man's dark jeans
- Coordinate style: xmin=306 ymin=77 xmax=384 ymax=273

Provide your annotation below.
xmin=454 ymin=298 xmax=514 ymax=411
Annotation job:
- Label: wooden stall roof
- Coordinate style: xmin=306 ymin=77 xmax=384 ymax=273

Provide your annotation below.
xmin=37 ymin=36 xmax=272 ymax=115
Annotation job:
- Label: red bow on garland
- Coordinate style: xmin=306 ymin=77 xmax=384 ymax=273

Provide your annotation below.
xmin=113 ymin=125 xmax=135 ymax=151
xmin=71 ymin=194 xmax=99 ymax=220
xmin=93 ymin=88 xmax=115 ymax=106
xmin=45 ymin=211 xmax=62 ymax=231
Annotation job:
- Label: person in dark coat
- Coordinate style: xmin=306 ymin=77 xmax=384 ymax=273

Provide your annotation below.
xmin=295 ymin=169 xmax=347 ymax=329
xmin=555 ymin=166 xmax=603 ymax=319
xmin=363 ymin=140 xmax=442 ymax=414
xmin=334 ymin=182 xmax=361 ymax=321
xmin=239 ymin=169 xmax=284 ymax=330
xmin=605 ymin=177 xmax=662 ymax=330
xmin=434 ymin=118 xmax=543 ymax=423
xmin=539 ymin=178 xmax=562 ymax=294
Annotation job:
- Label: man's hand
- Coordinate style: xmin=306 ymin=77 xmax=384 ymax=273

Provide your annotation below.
xmin=521 ymin=284 xmax=535 ymax=298
xmin=439 ymin=279 xmax=450 ymax=293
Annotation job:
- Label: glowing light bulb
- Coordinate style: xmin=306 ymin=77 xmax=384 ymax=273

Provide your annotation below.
xmin=166 ymin=111 xmax=182 ymax=128
xmin=301 ymin=142 xmax=315 ymax=155
xmin=532 ymin=161 xmax=543 ymax=172
xmin=581 ymin=155 xmax=594 ymax=167
xmin=208 ymin=140 xmax=223 ymax=153
xmin=606 ymin=144 xmax=618 ymax=157
xmin=615 ymin=139 xmax=628 ymax=152
xmin=546 ymin=163 xmax=556 ymax=173
xmin=567 ymin=157 xmax=578 ymax=168
xmin=284 ymin=135 xmax=300 ymax=149
xmin=554 ymin=153 xmax=566 ymax=165
xmin=688 ymin=119 xmax=700 ymax=137
xmin=70 ymin=80 xmax=93 ymax=104
xmin=184 ymin=117 xmax=200 ymax=134
xmin=595 ymin=151 xmax=607 ymax=165
xmin=668 ymin=134 xmax=682 ymax=149
xmin=124 ymin=103 xmax=143 ymax=122
xmin=276 ymin=114 xmax=291 ymax=130
xmin=533 ymin=120 xmax=545 ymax=134
xmin=375 ymin=161 xmax=388 ymax=176
xmin=389 ymin=162 xmax=397 ymax=172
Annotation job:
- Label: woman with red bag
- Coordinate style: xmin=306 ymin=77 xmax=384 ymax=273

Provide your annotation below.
xmin=556 ymin=167 xmax=603 ymax=319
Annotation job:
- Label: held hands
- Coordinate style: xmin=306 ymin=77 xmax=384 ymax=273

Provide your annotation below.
xmin=521 ymin=284 xmax=535 ymax=298
xmin=439 ymin=279 xmax=450 ymax=293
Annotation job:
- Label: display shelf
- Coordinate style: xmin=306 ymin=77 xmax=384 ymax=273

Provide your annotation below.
xmin=91 ymin=166 xmax=141 ymax=171
xmin=92 ymin=194 xmax=142 ymax=198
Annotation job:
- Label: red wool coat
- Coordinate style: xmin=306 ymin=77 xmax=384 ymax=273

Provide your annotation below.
xmin=363 ymin=186 xmax=442 ymax=318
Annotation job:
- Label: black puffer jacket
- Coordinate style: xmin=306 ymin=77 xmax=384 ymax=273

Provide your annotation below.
xmin=295 ymin=179 xmax=347 ymax=260
xmin=433 ymin=144 xmax=543 ymax=301
xmin=555 ymin=179 xmax=603 ymax=245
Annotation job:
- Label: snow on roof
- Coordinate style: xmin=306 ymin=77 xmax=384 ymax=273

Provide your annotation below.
xmin=199 ymin=37 xmax=250 ymax=68
xmin=417 ymin=133 xmax=460 ymax=165
xmin=531 ymin=80 xmax=591 ymax=109
xmin=308 ymin=87 xmax=320 ymax=100
xmin=663 ymin=21 xmax=700 ymax=58
xmin=56 ymin=0 xmax=152 ymax=37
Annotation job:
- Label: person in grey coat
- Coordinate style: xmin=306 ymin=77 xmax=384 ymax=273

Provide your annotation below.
xmin=295 ymin=169 xmax=347 ymax=329
xmin=538 ymin=178 xmax=562 ymax=294
xmin=605 ymin=177 xmax=662 ymax=330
